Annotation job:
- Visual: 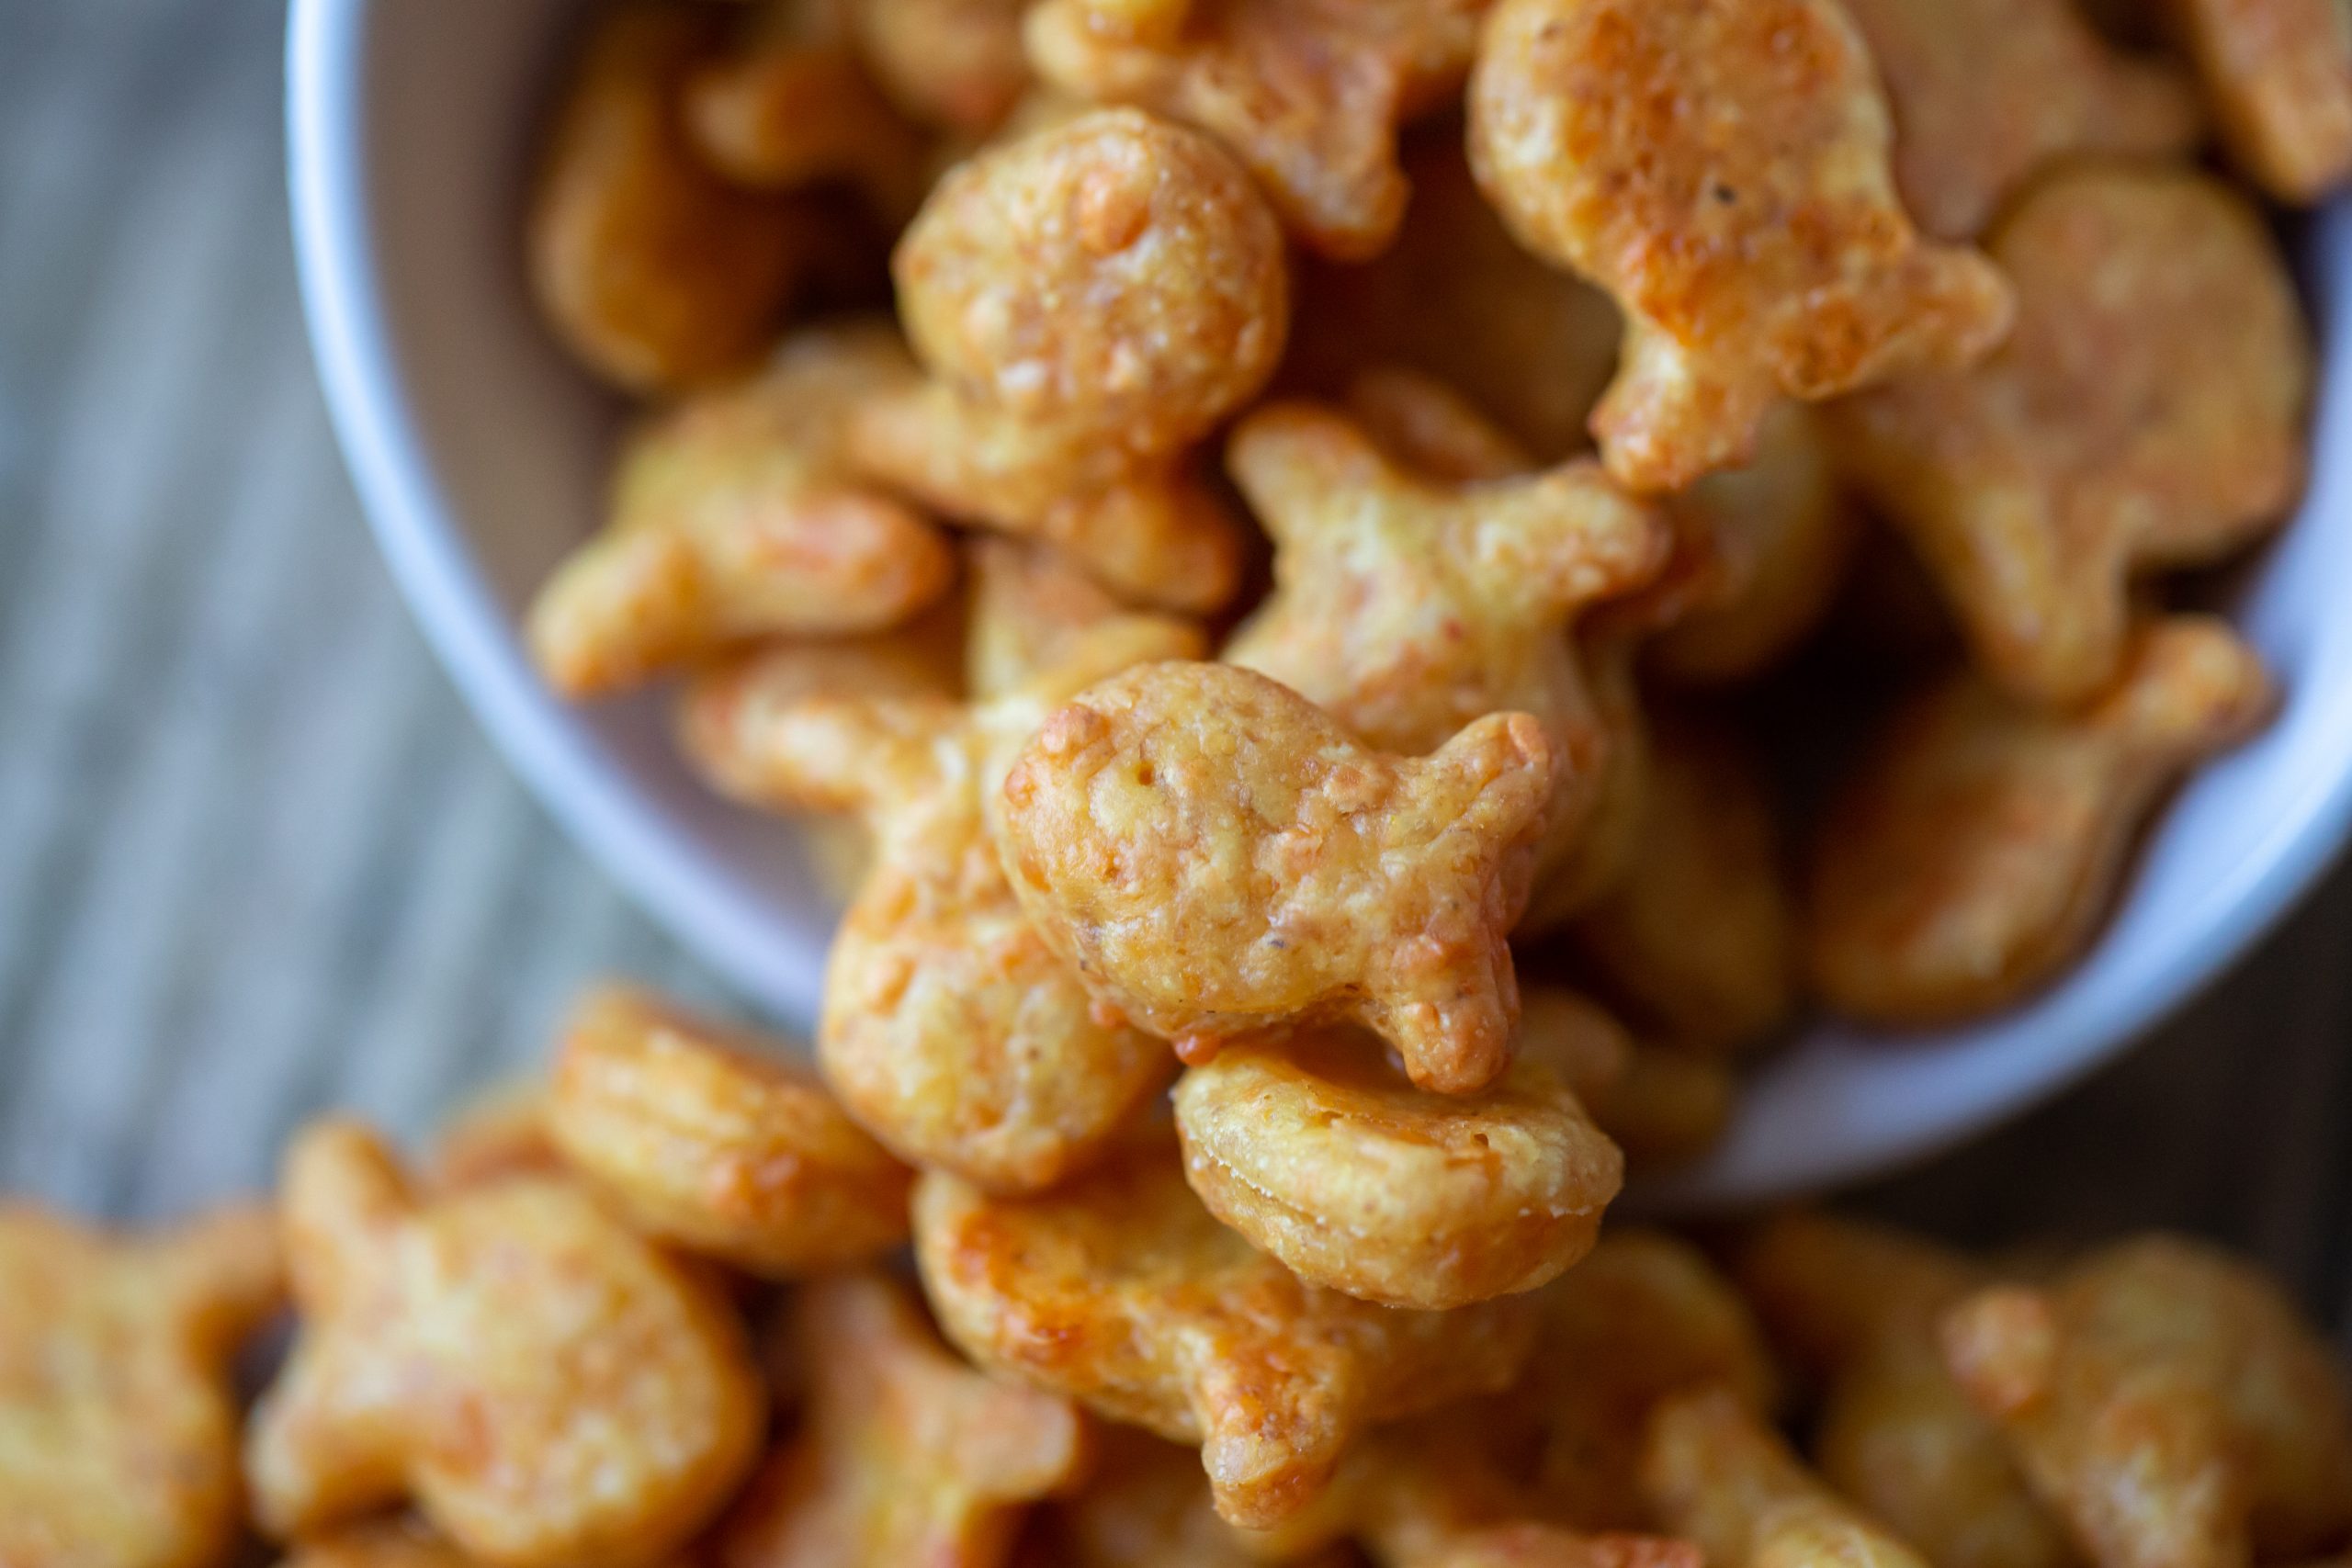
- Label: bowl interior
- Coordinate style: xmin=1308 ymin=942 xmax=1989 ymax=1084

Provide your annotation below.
xmin=290 ymin=0 xmax=2352 ymax=1208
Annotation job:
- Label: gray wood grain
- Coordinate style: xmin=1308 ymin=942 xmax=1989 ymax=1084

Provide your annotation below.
xmin=0 ymin=0 xmax=2344 ymax=1349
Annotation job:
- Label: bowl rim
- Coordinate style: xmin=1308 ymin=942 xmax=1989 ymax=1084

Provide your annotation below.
xmin=287 ymin=0 xmax=2352 ymax=1209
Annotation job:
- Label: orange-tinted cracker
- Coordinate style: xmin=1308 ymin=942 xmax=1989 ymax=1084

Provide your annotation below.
xmin=1510 ymin=1230 xmax=1778 ymax=1530
xmin=1283 ymin=136 xmax=1624 ymax=463
xmin=1021 ymin=1427 xmax=1374 ymax=1568
xmin=547 ymin=985 xmax=913 ymax=1276
xmin=965 ymin=536 xmax=1201 ymax=701
xmin=530 ymin=1 xmax=808 ymax=395
xmin=1222 ymin=392 xmax=1667 ymax=901
xmin=245 ymin=1119 xmax=763 ymax=1567
xmin=998 ymin=660 xmax=1556 ymax=1095
xmin=680 ymin=622 xmax=1194 ymax=1192
xmin=1567 ymin=708 xmax=1796 ymax=1056
xmin=1833 ymin=164 xmax=2310 ymax=707
xmin=1509 ymin=988 xmax=1737 ymax=1171
xmin=430 ymin=1085 xmax=567 ymax=1190
xmin=1735 ymin=1213 xmax=2077 ymax=1568
xmin=1837 ymin=0 xmax=2199 ymax=240
xmin=279 ymin=1517 xmax=478 ymax=1568
xmin=1171 ymin=1026 xmax=1623 ymax=1309
xmin=717 ymin=1273 xmax=1085 ymax=1568
xmin=1023 ymin=0 xmax=1487 ymax=260
xmin=1521 ymin=630 xmax=1652 ymax=931
xmin=1467 ymin=0 xmax=2015 ymax=494
xmin=847 ymin=108 xmax=1285 ymax=611
xmin=849 ymin=0 xmax=1032 ymax=133
xmin=527 ymin=320 xmax=954 ymax=697
xmin=1940 ymin=1235 xmax=2352 ymax=1568
xmin=1641 ymin=1388 xmax=1930 ymax=1568
xmin=910 ymin=1135 xmax=1538 ymax=1528
xmin=1807 ymin=616 xmax=2274 ymax=1027
xmin=1646 ymin=405 xmax=1860 ymax=689
xmin=2169 ymin=0 xmax=2352 ymax=203
xmin=0 ymin=1204 xmax=281 ymax=1568
xmin=1238 ymin=1403 xmax=1704 ymax=1568
xmin=684 ymin=0 xmax=932 ymax=222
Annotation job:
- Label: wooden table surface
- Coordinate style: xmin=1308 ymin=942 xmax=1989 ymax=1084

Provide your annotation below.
xmin=1 ymin=1 xmax=2345 ymax=1343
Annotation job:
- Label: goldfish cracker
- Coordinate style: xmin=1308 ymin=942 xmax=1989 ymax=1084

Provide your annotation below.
xmin=998 ymin=660 xmax=1555 ymax=1095
xmin=965 ymin=536 xmax=1201 ymax=701
xmin=1238 ymin=1403 xmax=1704 ymax=1568
xmin=1941 ymin=1235 xmax=2352 ymax=1568
xmin=1283 ymin=136 xmax=1623 ymax=464
xmin=1019 ymin=1428 xmax=1283 ymax=1568
xmin=527 ymin=320 xmax=955 ymax=697
xmin=1735 ymin=1213 xmax=2077 ymax=1568
xmin=910 ymin=1134 xmax=1537 ymax=1528
xmin=1833 ymin=164 xmax=2311 ymax=706
xmin=1222 ymin=389 xmax=1666 ymax=906
xmin=680 ymin=622 xmax=1194 ymax=1191
xmin=847 ymin=108 xmax=1285 ymax=612
xmin=245 ymin=1119 xmax=763 ymax=1567
xmin=0 ymin=1203 xmax=281 ymax=1568
xmin=684 ymin=0 xmax=933 ymax=223
xmin=2167 ymin=0 xmax=2352 ymax=203
xmin=1577 ymin=1041 xmax=1737 ymax=1173
xmin=429 ymin=1084 xmax=567 ymax=1189
xmin=1835 ymin=0 xmax=2199 ymax=240
xmin=849 ymin=0 xmax=1032 ymax=134
xmin=1641 ymin=1388 xmax=1930 ymax=1568
xmin=717 ymin=1273 xmax=1086 ymax=1568
xmin=1171 ymin=1026 xmax=1623 ymax=1309
xmin=1515 ymin=1231 xmax=1779 ymax=1529
xmin=547 ymin=985 xmax=913 ymax=1276
xmin=530 ymin=1 xmax=809 ymax=394
xmin=1808 ymin=616 xmax=2274 ymax=1027
xmin=1646 ymin=405 xmax=1860 ymax=690
xmin=1023 ymin=0 xmax=1487 ymax=259
xmin=280 ymin=1518 xmax=478 ymax=1568
xmin=1566 ymin=708 xmax=1797 ymax=1057
xmin=1467 ymin=0 xmax=2014 ymax=494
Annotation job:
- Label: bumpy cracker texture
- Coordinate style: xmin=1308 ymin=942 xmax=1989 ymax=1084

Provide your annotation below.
xmin=2169 ymin=0 xmax=2352 ymax=202
xmin=1567 ymin=708 xmax=1796 ymax=1056
xmin=530 ymin=2 xmax=807 ymax=394
xmin=1239 ymin=1402 xmax=1704 ymax=1568
xmin=1808 ymin=616 xmax=2274 ymax=1027
xmin=851 ymin=0 xmax=1033 ymax=133
xmin=1284 ymin=136 xmax=1623 ymax=462
xmin=680 ymin=623 xmax=1193 ymax=1192
xmin=1513 ymin=1230 xmax=1779 ymax=1530
xmin=1641 ymin=1388 xmax=1931 ymax=1568
xmin=1837 ymin=0 xmax=2200 ymax=240
xmin=246 ymin=1120 xmax=763 ymax=1568
xmin=1646 ymin=404 xmax=1860 ymax=689
xmin=848 ymin=108 xmax=1285 ymax=611
xmin=547 ymin=986 xmax=913 ymax=1276
xmin=717 ymin=1273 xmax=1085 ymax=1568
xmin=527 ymin=321 xmax=953 ymax=697
xmin=1467 ymin=0 xmax=2014 ymax=493
xmin=1833 ymin=165 xmax=2311 ymax=706
xmin=1736 ymin=1213 xmax=2076 ymax=1568
xmin=1020 ymin=1428 xmax=1279 ymax=1568
xmin=911 ymin=1137 xmax=1537 ymax=1528
xmin=1023 ymin=0 xmax=1487 ymax=259
xmin=998 ymin=660 xmax=1555 ymax=1094
xmin=1941 ymin=1236 xmax=2352 ymax=1568
xmin=0 ymin=1204 xmax=281 ymax=1568
xmin=1171 ymin=1027 xmax=1623 ymax=1309
xmin=965 ymin=536 xmax=1201 ymax=701
xmin=1222 ymin=393 xmax=1665 ymax=901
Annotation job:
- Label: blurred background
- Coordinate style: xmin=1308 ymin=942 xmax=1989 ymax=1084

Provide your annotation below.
xmin=1 ymin=3 xmax=2347 ymax=1337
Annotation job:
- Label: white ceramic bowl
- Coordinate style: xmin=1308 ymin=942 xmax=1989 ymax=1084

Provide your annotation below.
xmin=288 ymin=0 xmax=2352 ymax=1208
